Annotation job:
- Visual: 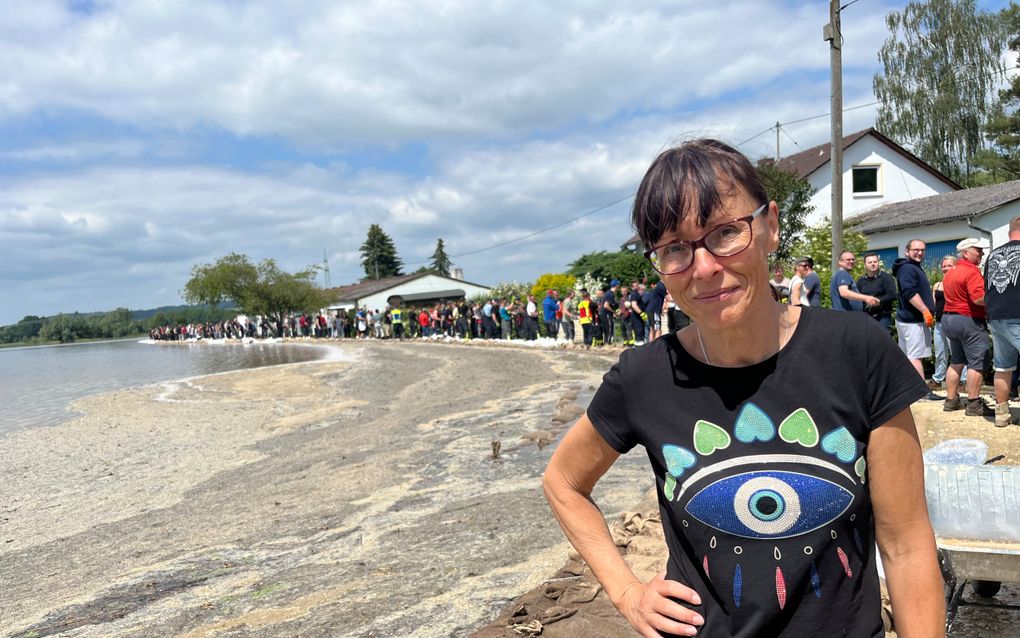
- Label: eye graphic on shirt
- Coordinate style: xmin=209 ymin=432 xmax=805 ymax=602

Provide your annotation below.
xmin=685 ymin=469 xmax=853 ymax=539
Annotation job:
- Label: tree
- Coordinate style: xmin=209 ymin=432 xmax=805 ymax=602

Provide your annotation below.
xmin=530 ymin=273 xmax=577 ymax=300
xmin=360 ymin=224 xmax=403 ymax=280
xmin=756 ymin=162 xmax=813 ymax=262
xmin=791 ymin=219 xmax=870 ymax=309
xmin=873 ymin=0 xmax=1006 ymax=183
xmin=183 ymin=253 xmax=331 ymax=319
xmin=567 ymin=249 xmax=658 ymax=284
xmin=429 ymin=238 xmax=452 ymax=277
xmin=973 ymin=3 xmax=1020 ymax=183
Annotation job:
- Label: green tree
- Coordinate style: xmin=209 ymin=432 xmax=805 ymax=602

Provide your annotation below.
xmin=429 ymin=238 xmax=452 ymax=277
xmin=567 ymin=250 xmax=617 ymax=281
xmin=183 ymin=253 xmax=331 ymax=319
xmin=756 ymin=162 xmax=813 ymax=261
xmin=360 ymin=224 xmax=403 ymax=280
xmin=873 ymin=0 xmax=1006 ymax=183
xmin=973 ymin=3 xmax=1020 ymax=182
xmin=568 ymin=249 xmax=657 ymax=284
xmin=792 ymin=219 xmax=870 ymax=309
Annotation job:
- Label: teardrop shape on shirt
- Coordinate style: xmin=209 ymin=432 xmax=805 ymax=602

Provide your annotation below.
xmin=774 ymin=546 xmax=782 ymax=561
xmin=837 ymin=546 xmax=853 ymax=578
xmin=776 ymin=567 xmax=787 ymax=610
xmin=810 ymin=560 xmax=822 ymax=598
xmin=710 ymin=535 xmax=717 ymax=549
xmin=733 ymin=564 xmax=743 ymax=609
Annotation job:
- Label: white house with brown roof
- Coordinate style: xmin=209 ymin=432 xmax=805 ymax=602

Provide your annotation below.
xmin=773 ymin=128 xmax=961 ymax=227
xmin=326 ymin=272 xmax=492 ymax=311
xmin=848 ymin=179 xmax=1020 ymax=270
xmin=621 ymin=128 xmax=960 ymax=253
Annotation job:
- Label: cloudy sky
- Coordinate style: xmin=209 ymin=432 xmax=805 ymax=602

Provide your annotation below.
xmin=0 ymin=0 xmax=1010 ymax=324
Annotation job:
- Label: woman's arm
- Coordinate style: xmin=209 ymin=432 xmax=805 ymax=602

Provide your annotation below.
xmin=544 ymin=415 xmax=703 ymax=637
xmin=868 ymin=407 xmax=945 ymax=638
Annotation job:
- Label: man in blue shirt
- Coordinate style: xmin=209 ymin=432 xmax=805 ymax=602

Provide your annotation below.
xmin=830 ymin=251 xmax=879 ymax=311
xmin=543 ymin=290 xmax=559 ymax=339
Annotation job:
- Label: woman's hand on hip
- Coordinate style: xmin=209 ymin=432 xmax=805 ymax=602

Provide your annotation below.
xmin=618 ymin=571 xmax=704 ymax=637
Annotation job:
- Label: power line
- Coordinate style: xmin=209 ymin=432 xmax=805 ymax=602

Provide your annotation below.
xmin=403 ymin=192 xmax=635 ymax=265
xmin=405 ymin=62 xmax=1018 ymax=264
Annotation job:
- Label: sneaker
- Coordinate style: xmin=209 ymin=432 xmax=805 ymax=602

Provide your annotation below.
xmin=943 ymin=396 xmax=963 ymax=411
xmin=924 ymin=391 xmax=942 ymax=401
xmin=995 ymin=403 xmax=1016 ymax=428
xmin=965 ymin=398 xmax=995 ymax=417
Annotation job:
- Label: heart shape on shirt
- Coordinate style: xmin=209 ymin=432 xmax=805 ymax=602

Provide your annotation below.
xmin=854 ymin=456 xmax=867 ymax=482
xmin=778 ymin=408 xmax=819 ymax=447
xmin=821 ymin=427 xmax=857 ymax=463
xmin=734 ymin=403 xmax=776 ymax=444
xmin=663 ymin=444 xmax=696 ymax=478
xmin=693 ymin=420 xmax=731 ymax=455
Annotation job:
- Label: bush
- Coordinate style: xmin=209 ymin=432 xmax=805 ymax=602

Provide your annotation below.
xmin=530 ymin=273 xmax=577 ymax=300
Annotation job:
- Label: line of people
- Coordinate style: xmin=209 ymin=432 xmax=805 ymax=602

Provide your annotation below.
xmin=769 ymin=219 xmax=1020 ymax=426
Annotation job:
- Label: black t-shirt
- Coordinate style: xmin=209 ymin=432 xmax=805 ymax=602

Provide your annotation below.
xmin=600 ymin=290 xmax=616 ymax=314
xmin=984 ymin=240 xmax=1020 ymax=321
xmin=587 ymin=309 xmax=926 ymax=638
xmin=647 ymin=282 xmax=667 ymax=317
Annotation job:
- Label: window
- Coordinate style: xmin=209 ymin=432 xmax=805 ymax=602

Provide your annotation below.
xmin=851 ymin=165 xmax=880 ymax=195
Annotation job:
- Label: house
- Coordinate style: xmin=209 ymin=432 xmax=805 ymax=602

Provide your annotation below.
xmin=773 ymin=128 xmax=961 ymax=227
xmin=620 ymin=128 xmax=961 ymax=252
xmin=847 ymin=179 xmax=1020 ymax=269
xmin=326 ymin=272 xmax=492 ymax=311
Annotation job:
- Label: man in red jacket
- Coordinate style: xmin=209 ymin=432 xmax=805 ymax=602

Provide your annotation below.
xmin=942 ymin=237 xmax=995 ymax=417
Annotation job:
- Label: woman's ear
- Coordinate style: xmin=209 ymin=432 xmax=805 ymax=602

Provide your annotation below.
xmin=765 ymin=201 xmax=781 ymax=253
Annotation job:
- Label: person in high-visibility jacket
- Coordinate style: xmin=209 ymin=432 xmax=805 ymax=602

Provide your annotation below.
xmin=577 ymin=289 xmax=595 ymax=349
xmin=390 ymin=306 xmax=405 ymax=340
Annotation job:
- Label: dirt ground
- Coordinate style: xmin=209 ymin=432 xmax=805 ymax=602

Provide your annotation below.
xmin=474 ymin=387 xmax=1020 ymax=638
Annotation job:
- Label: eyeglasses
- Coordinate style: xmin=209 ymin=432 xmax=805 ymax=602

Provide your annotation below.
xmin=643 ymin=204 xmax=767 ymax=275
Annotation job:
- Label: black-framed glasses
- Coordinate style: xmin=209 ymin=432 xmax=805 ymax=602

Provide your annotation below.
xmin=643 ymin=203 xmax=768 ymax=275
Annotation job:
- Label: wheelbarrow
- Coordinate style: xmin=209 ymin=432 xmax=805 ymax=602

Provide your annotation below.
xmin=923 ymin=439 xmax=1020 ymax=632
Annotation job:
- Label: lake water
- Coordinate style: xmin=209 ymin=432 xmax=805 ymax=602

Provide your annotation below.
xmin=0 ymin=339 xmax=331 ymax=435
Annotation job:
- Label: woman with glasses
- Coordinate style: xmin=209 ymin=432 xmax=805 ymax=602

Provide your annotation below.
xmin=544 ymin=139 xmax=943 ymax=637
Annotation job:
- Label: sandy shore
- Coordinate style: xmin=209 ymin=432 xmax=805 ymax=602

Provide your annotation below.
xmin=3 ymin=339 xmax=1019 ymax=637
xmin=0 ymin=340 xmax=649 ymax=637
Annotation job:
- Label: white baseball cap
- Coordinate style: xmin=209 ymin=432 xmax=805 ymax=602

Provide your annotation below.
xmin=956 ymin=237 xmax=991 ymax=251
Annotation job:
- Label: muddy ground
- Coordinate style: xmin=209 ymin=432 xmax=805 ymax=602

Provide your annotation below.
xmin=2 ymin=339 xmax=1018 ymax=637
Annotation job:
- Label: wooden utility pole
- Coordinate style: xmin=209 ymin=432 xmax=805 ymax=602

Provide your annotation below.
xmin=824 ymin=0 xmax=843 ymax=272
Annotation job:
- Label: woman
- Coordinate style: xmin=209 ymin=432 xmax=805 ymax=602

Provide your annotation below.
xmin=932 ymin=255 xmax=966 ymax=390
xmin=544 ymin=139 xmax=942 ymax=637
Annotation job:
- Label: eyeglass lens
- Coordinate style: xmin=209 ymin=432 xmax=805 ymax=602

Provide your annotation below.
xmin=651 ymin=221 xmax=752 ymax=274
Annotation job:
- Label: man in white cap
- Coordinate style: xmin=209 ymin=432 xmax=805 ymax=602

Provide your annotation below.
xmin=941 ymin=237 xmax=994 ymax=417
xmin=985 ymin=216 xmax=1020 ymax=426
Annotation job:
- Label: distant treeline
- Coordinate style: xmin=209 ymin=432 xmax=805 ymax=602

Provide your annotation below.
xmin=0 ymin=304 xmax=238 ymax=345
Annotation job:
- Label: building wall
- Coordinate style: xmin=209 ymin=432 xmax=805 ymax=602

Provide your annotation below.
xmin=863 ymin=202 xmax=1020 ymax=270
xmin=357 ymin=274 xmax=491 ymax=311
xmin=804 ymin=136 xmax=956 ymax=227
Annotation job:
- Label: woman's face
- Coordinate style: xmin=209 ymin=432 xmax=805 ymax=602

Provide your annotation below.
xmin=657 ymin=187 xmax=779 ymax=330
xmin=941 ymin=259 xmax=954 ymax=274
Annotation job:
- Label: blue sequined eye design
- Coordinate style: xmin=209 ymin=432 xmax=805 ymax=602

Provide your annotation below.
xmin=685 ymin=470 xmax=853 ymax=539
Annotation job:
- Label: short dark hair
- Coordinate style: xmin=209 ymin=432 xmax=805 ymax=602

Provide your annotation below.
xmin=906 ymin=239 xmax=925 ymax=250
xmin=631 ymin=139 xmax=767 ymax=248
xmin=863 ymin=252 xmax=879 ymax=260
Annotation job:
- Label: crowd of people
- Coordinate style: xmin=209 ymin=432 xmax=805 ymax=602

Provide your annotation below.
xmin=768 ymin=219 xmax=1020 ymax=426
xmin=148 ymin=281 xmax=695 ymax=348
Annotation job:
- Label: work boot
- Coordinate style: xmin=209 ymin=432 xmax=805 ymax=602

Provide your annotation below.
xmin=943 ymin=396 xmax=963 ymax=412
xmin=927 ymin=378 xmax=942 ymax=391
xmin=996 ymin=402 xmax=1016 ymax=427
xmin=965 ymin=398 xmax=995 ymax=417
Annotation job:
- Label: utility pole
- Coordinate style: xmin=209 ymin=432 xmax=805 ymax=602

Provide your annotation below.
xmin=322 ymin=249 xmax=331 ymax=288
xmin=775 ymin=122 xmax=781 ymax=161
xmin=824 ymin=0 xmax=843 ymax=273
